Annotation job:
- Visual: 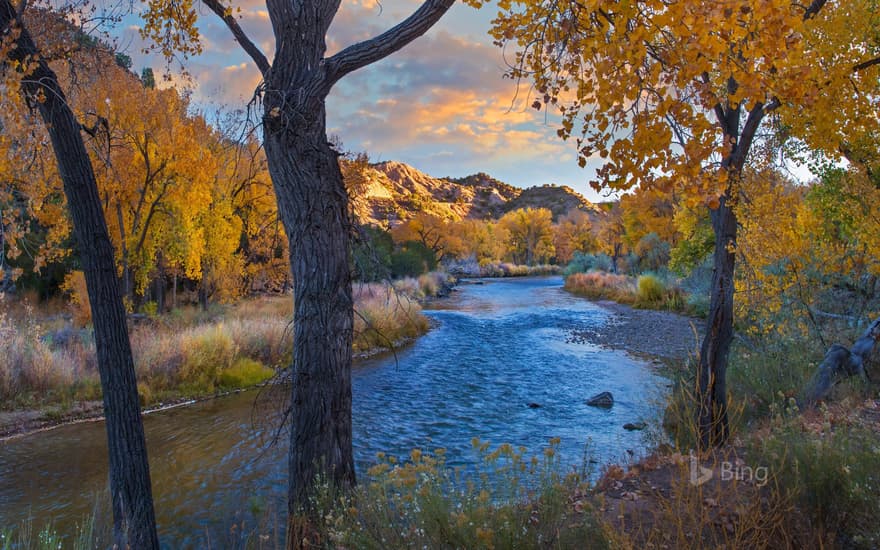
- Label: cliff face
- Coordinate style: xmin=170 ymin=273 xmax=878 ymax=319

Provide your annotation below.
xmin=356 ymin=161 xmax=603 ymax=226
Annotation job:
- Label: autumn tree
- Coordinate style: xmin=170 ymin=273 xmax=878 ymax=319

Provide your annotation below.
xmin=619 ymin=187 xmax=676 ymax=251
xmin=489 ymin=0 xmax=880 ymax=448
xmin=445 ymin=218 xmax=509 ymax=263
xmin=595 ymin=203 xmax=625 ymax=273
xmin=553 ymin=209 xmax=595 ymax=264
xmin=143 ymin=0 xmax=457 ymax=519
xmin=391 ymin=212 xmax=450 ymax=260
xmin=0 ymin=8 xmax=158 ymax=547
xmin=499 ymin=207 xmax=555 ymax=265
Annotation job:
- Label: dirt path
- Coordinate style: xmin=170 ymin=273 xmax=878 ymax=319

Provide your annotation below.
xmin=569 ymin=300 xmax=704 ymax=364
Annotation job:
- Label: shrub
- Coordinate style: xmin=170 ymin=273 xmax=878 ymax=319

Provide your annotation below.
xmin=314 ymin=440 xmax=610 ymax=549
xmin=637 ymin=273 xmax=666 ymax=303
xmin=564 ymin=252 xmax=614 ymax=276
xmin=750 ymin=408 xmax=880 ymax=547
xmin=564 ymin=271 xmax=635 ymax=302
xmin=727 ymin=340 xmax=822 ymax=424
xmin=218 ymin=358 xmax=274 ymax=389
xmin=60 ymin=271 xmax=91 ymax=327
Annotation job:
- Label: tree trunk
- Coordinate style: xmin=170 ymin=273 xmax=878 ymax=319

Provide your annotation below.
xmin=696 ymin=191 xmax=737 ymax=449
xmin=0 ymin=8 xmax=159 ymax=548
xmin=263 ymin=99 xmax=356 ymax=517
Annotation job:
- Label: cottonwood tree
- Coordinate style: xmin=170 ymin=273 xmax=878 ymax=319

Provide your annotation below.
xmin=0 ymin=6 xmax=159 ymax=548
xmin=487 ymin=0 xmax=880 ymax=448
xmin=142 ymin=0 xmax=456 ymax=518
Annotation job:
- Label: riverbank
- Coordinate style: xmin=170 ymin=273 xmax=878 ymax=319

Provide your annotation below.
xmin=570 ymin=299 xmax=704 ymax=364
xmin=0 ymin=273 xmax=455 ymax=440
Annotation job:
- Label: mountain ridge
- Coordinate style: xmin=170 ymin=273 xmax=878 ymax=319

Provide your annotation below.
xmin=356 ymin=160 xmax=605 ymax=226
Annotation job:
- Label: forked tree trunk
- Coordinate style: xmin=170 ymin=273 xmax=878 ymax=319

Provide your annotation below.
xmin=199 ymin=0 xmax=452 ymax=532
xmin=696 ymin=191 xmax=737 ymax=449
xmin=263 ymin=100 xmax=356 ymax=515
xmin=0 ymin=6 xmax=159 ymax=548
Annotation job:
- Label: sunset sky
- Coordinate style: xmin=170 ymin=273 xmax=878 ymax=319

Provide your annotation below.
xmin=116 ymin=0 xmax=611 ymax=201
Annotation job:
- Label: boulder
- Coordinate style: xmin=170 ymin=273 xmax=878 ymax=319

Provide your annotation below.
xmin=623 ymin=422 xmax=647 ymax=431
xmin=586 ymin=391 xmax=614 ymax=408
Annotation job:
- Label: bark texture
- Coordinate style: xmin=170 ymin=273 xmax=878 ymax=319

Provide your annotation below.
xmin=696 ymin=97 xmax=769 ymax=450
xmin=264 ymin=105 xmax=356 ymax=512
xmin=206 ymin=0 xmax=455 ymax=523
xmin=0 ymin=7 xmax=159 ymax=548
xmin=696 ymin=193 xmax=736 ymax=448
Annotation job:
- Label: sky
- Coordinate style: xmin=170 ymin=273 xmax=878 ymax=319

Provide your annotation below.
xmin=113 ymin=0 xmax=612 ymax=202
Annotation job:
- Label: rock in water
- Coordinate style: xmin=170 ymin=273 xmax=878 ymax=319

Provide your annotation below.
xmin=527 ymin=402 xmax=542 ymax=408
xmin=623 ymin=422 xmax=647 ymax=431
xmin=586 ymin=391 xmax=614 ymax=408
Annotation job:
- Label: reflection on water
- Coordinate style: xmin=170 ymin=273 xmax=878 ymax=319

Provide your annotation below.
xmin=0 ymin=276 xmax=667 ymax=546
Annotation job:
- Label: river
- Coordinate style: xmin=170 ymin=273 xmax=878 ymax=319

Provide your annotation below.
xmin=0 ymin=276 xmax=667 ymax=545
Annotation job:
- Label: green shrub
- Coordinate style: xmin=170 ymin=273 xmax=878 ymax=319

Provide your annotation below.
xmin=218 ymin=358 xmax=274 ymax=389
xmin=141 ymin=301 xmax=159 ymax=318
xmin=727 ymin=340 xmax=821 ymax=424
xmin=637 ymin=273 xmax=665 ymax=303
xmin=564 ymin=252 xmax=613 ymax=276
xmin=750 ymin=410 xmax=880 ymax=548
xmin=313 ymin=440 xmax=609 ymax=549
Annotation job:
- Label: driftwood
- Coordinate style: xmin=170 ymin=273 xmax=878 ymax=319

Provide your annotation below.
xmin=801 ymin=317 xmax=880 ymax=407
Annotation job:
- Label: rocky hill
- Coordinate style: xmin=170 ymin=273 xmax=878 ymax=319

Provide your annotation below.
xmin=356 ymin=161 xmax=604 ymax=227
xmin=502 ymin=184 xmax=604 ymax=221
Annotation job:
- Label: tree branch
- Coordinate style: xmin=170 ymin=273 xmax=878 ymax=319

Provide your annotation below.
xmin=324 ymin=0 xmax=454 ymax=86
xmin=729 ymin=101 xmax=766 ymax=172
xmin=202 ymin=0 xmax=270 ymax=75
xmin=853 ymin=55 xmax=880 ymax=73
xmin=802 ymin=0 xmax=827 ymax=20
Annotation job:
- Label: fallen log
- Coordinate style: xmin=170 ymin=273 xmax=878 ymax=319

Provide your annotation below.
xmin=801 ymin=317 xmax=880 ymax=408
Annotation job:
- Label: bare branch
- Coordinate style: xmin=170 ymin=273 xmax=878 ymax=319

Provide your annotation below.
xmin=802 ymin=0 xmax=827 ymax=20
xmin=201 ymin=0 xmax=270 ymax=75
xmin=324 ymin=0 xmax=454 ymax=85
xmin=853 ymin=55 xmax=880 ymax=73
xmin=730 ymin=101 xmax=766 ymax=171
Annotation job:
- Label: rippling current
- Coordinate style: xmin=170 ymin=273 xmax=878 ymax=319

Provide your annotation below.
xmin=0 ymin=276 xmax=667 ymax=546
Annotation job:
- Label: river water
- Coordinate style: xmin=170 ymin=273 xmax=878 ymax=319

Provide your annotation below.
xmin=0 ymin=276 xmax=667 ymax=545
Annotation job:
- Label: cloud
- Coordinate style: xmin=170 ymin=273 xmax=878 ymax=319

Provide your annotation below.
xmin=122 ymin=0 xmax=603 ymax=195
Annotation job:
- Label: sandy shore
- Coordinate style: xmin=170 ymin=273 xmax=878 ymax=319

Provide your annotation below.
xmin=569 ymin=300 xmax=705 ymax=365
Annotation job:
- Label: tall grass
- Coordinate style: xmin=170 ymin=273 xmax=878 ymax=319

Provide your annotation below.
xmin=1 ymin=284 xmax=432 ymax=411
xmin=353 ymin=283 xmax=430 ymax=353
xmin=564 ymin=271 xmax=688 ymax=312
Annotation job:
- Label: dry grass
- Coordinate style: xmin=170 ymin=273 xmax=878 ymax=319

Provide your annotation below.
xmin=353 ymin=283 xmax=430 ymax=353
xmin=565 ymin=271 xmax=687 ymax=311
xmin=0 ymin=284 xmax=432 ymax=410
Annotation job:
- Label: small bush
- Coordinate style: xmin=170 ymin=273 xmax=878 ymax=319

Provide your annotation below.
xmin=727 ymin=340 xmax=821 ymax=424
xmin=218 ymin=358 xmax=274 ymax=389
xmin=750 ymin=408 xmax=880 ymax=547
xmin=564 ymin=252 xmax=613 ymax=276
xmin=564 ymin=271 xmax=635 ymax=302
xmin=637 ymin=273 xmax=666 ymax=303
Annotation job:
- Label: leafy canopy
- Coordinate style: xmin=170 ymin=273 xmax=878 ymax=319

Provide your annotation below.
xmin=481 ymin=0 xmax=880 ymax=203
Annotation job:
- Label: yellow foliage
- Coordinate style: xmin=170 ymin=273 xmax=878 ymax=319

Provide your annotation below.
xmin=60 ymin=271 xmax=91 ymax=327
